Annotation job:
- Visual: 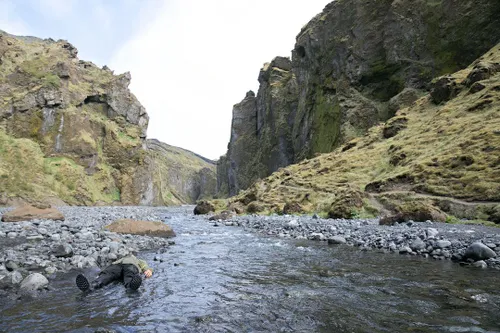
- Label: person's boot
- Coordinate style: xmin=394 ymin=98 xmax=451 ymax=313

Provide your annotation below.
xmin=76 ymin=274 xmax=90 ymax=291
xmin=128 ymin=274 xmax=142 ymax=291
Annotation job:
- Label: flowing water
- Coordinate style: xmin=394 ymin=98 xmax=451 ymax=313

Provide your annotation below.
xmin=1 ymin=208 xmax=499 ymax=333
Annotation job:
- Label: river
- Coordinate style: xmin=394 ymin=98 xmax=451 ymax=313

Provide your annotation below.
xmin=1 ymin=207 xmax=499 ymax=333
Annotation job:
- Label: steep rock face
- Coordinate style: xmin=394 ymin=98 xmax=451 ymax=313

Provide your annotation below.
xmin=138 ymin=139 xmax=216 ymax=206
xmin=218 ymin=0 xmax=500 ymax=196
xmin=214 ymin=43 xmax=500 ymax=223
xmin=0 ymin=30 xmax=216 ymax=205
xmin=221 ymin=58 xmax=298 ymax=196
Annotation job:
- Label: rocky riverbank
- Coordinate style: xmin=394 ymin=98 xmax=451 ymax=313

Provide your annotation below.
xmin=208 ymin=214 xmax=500 ymax=269
xmin=0 ymin=206 xmax=173 ymax=296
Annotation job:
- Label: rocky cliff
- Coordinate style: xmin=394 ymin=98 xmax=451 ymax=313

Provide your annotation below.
xmin=0 ymin=30 xmax=216 ymax=206
xmin=209 ymin=43 xmax=500 ymax=224
xmin=218 ymin=0 xmax=500 ymax=196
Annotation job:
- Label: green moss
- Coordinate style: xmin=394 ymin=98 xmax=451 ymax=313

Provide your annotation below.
xmin=311 ymin=91 xmax=341 ymax=154
xmin=446 ymin=215 xmax=498 ymax=227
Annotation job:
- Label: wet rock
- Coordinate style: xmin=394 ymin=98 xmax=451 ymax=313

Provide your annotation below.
xmin=7 ymin=232 xmax=17 ymax=238
xmin=472 ymin=260 xmax=487 ymax=269
xmin=328 ymin=236 xmax=346 ymax=245
xmin=399 ymin=247 xmax=412 ymax=254
xmin=464 ymin=242 xmax=497 ymax=261
xmin=105 ymin=219 xmax=175 ymax=238
xmin=1 ymin=205 xmax=64 ymax=222
xmin=20 ymin=273 xmax=49 ymax=291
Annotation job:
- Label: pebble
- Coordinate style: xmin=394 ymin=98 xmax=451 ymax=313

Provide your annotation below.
xmin=436 ymin=240 xmax=451 ymax=249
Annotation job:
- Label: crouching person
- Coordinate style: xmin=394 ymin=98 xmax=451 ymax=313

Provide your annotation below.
xmin=76 ymin=254 xmax=153 ymax=292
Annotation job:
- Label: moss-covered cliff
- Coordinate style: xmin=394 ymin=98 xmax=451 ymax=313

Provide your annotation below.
xmin=218 ymin=0 xmax=500 ymax=196
xmin=210 ymin=43 xmax=500 ymax=223
xmin=0 ymin=30 xmax=216 ymax=206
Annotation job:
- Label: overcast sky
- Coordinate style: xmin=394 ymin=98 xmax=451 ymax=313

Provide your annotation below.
xmin=1 ymin=0 xmax=329 ymax=160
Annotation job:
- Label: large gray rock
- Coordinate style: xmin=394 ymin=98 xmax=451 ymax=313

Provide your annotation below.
xmin=464 ymin=242 xmax=497 ymax=261
xmin=20 ymin=273 xmax=49 ymax=291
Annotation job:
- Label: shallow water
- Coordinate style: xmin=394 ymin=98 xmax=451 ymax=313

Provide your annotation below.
xmin=1 ymin=208 xmax=500 ymax=333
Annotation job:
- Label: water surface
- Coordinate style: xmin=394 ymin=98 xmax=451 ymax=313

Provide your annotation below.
xmin=1 ymin=208 xmax=499 ymax=332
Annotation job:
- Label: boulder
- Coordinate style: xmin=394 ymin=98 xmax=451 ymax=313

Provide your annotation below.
xmin=430 ymin=76 xmax=461 ymax=104
xmin=464 ymin=242 xmax=497 ymax=261
xmin=105 ymin=219 xmax=176 ymax=238
xmin=193 ymin=200 xmax=215 ymax=215
xmin=20 ymin=273 xmax=49 ymax=291
xmin=388 ymin=88 xmax=421 ymax=116
xmin=1 ymin=205 xmax=65 ymax=222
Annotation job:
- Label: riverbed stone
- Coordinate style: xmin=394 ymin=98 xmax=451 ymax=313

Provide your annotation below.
xmin=410 ymin=238 xmax=426 ymax=251
xmin=328 ymin=236 xmax=347 ymax=244
xmin=11 ymin=271 xmax=23 ymax=284
xmin=51 ymin=244 xmax=74 ymax=258
xmin=464 ymin=242 xmax=497 ymax=261
xmin=5 ymin=261 xmax=18 ymax=272
xmin=20 ymin=273 xmax=49 ymax=291
xmin=426 ymin=228 xmax=439 ymax=239
xmin=7 ymin=232 xmax=17 ymax=238
xmin=436 ymin=240 xmax=452 ymax=249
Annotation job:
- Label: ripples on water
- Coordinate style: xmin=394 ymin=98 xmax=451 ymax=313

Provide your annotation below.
xmin=1 ymin=210 xmax=499 ymax=333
